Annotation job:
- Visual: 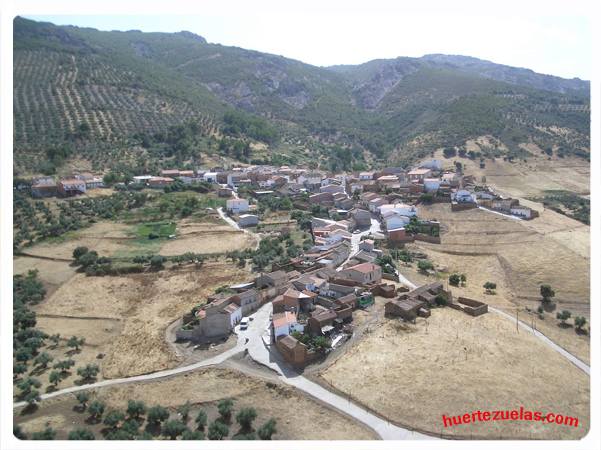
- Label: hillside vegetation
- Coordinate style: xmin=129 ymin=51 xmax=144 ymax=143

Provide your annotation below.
xmin=13 ymin=17 xmax=590 ymax=175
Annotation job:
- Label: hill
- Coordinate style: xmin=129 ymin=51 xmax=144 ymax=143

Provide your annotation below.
xmin=13 ymin=17 xmax=590 ymax=175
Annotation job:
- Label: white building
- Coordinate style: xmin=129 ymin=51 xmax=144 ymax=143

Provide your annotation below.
xmin=203 ymin=172 xmax=218 ymax=183
xmin=272 ymin=311 xmax=304 ymax=338
xmin=510 ymin=206 xmax=534 ymax=219
xmin=226 ymin=198 xmax=249 ymax=214
xmin=423 ymin=178 xmax=441 ymax=193
xmin=383 ymin=211 xmax=411 ymax=231
xmin=453 ymin=190 xmax=475 ymax=203
xmin=379 ymin=203 xmax=418 ymax=217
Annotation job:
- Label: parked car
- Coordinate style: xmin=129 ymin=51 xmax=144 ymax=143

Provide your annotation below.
xmin=240 ymin=317 xmax=250 ymax=330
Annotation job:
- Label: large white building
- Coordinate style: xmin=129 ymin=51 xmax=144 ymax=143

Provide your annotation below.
xmin=226 ymin=198 xmax=249 ymax=214
xmin=379 ymin=203 xmax=418 ymax=217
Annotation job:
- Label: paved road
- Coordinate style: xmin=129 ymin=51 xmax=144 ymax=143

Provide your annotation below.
xmin=488 ymin=306 xmax=590 ymax=375
xmin=338 ymin=217 xmax=382 ymax=271
xmin=396 ymin=271 xmax=590 ymax=375
xmin=240 ymin=302 xmax=432 ymax=440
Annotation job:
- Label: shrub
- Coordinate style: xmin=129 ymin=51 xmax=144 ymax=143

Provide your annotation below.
xmin=182 ymin=429 xmax=205 ymax=440
xmin=75 ymin=391 xmax=90 ymax=409
xmin=161 ymin=420 xmax=187 ymax=440
xmin=208 ymin=420 xmax=229 ymax=440
xmin=540 ymin=284 xmax=555 ymax=303
xmin=236 ymin=407 xmax=257 ymax=432
xmin=147 ymin=405 xmax=169 ymax=426
xmin=556 ymin=310 xmax=571 ymax=325
xmin=574 ymin=316 xmax=587 ymax=332
xmin=217 ymin=399 xmax=234 ymax=422
xmin=126 ymin=400 xmax=147 ymax=420
xmin=449 ymin=274 xmax=460 ymax=286
xmin=483 ymin=282 xmax=496 ymax=294
xmin=68 ymin=428 xmax=95 ymax=440
xmin=88 ymin=400 xmax=106 ymax=421
xmin=417 ymin=260 xmax=433 ymax=273
xmin=195 ymin=409 xmax=208 ymax=430
xmin=257 ymin=418 xmax=277 ymax=440
xmin=103 ymin=410 xmax=125 ymax=429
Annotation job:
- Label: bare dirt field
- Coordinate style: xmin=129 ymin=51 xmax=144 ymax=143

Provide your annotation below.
xmin=318 ymin=307 xmax=589 ymax=439
xmin=21 ymin=222 xmax=134 ymax=260
xmin=32 ymin=260 xmax=250 ymax=382
xmin=15 ymin=367 xmax=377 ymax=440
xmin=160 ymin=220 xmax=257 ymax=256
xmin=430 ymin=148 xmax=590 ymax=198
xmin=401 ymin=203 xmax=590 ymax=363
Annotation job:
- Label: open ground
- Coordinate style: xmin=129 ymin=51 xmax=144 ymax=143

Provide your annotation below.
xmin=14 ymin=367 xmax=377 ymax=440
xmin=317 ymin=307 xmax=589 ymax=439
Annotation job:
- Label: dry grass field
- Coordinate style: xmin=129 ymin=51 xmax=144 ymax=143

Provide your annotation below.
xmin=319 ymin=308 xmax=589 ymax=439
xmin=408 ymin=202 xmax=590 ymax=363
xmin=31 ymin=260 xmax=249 ymax=382
xmin=159 ymin=220 xmax=257 ymax=256
xmin=15 ymin=367 xmax=377 ymax=440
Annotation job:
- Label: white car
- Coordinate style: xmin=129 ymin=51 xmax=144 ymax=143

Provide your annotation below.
xmin=240 ymin=317 xmax=250 ymax=330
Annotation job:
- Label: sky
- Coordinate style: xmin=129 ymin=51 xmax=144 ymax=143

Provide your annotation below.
xmin=22 ymin=0 xmax=594 ymax=80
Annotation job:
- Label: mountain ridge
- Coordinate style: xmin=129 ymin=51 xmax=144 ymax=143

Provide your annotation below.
xmin=13 ymin=16 xmax=590 ymax=175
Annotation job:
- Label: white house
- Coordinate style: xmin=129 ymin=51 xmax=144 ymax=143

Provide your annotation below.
xmin=369 ymin=198 xmax=386 ymax=213
xmin=133 ymin=175 xmax=152 ymax=183
xmin=359 ymin=171 xmax=375 ymax=180
xmin=423 ymin=178 xmax=441 ymax=193
xmin=510 ymin=206 xmax=533 ymax=219
xmin=203 ymin=172 xmax=218 ymax=183
xmin=379 ymin=203 xmax=418 ymax=217
xmin=383 ymin=211 xmax=411 ymax=231
xmin=454 ymin=190 xmax=475 ymax=203
xmin=224 ymin=303 xmax=242 ymax=329
xmin=226 ymin=198 xmax=249 ymax=214
xmin=272 ymin=311 xmax=304 ymax=338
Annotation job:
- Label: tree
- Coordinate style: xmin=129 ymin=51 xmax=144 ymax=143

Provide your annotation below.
xmin=75 ymin=391 xmax=90 ymax=409
xmin=233 ymin=432 xmax=257 ymax=440
xmin=162 ymin=420 xmax=187 ymax=440
xmin=208 ymin=420 xmax=229 ymax=440
xmin=68 ymin=428 xmax=95 ymax=440
xmin=67 ymin=336 xmax=85 ymax=351
xmin=540 ymin=284 xmax=555 ymax=303
xmin=121 ymin=418 xmax=141 ymax=438
xmin=449 ymin=274 xmax=460 ymax=287
xmin=24 ymin=389 xmax=41 ymax=406
xmin=483 ymin=282 xmax=497 ymax=294
xmin=15 ymin=347 xmax=33 ymax=363
xmin=195 ymin=409 xmax=208 ymax=430
xmin=150 ymin=255 xmax=165 ymax=270
xmin=556 ymin=310 xmax=571 ymax=325
xmin=574 ymin=316 xmax=587 ymax=332
xmin=48 ymin=333 xmax=61 ymax=347
xmin=77 ymin=364 xmax=99 ymax=383
xmin=33 ymin=352 xmax=53 ymax=369
xmin=417 ymin=260 xmax=434 ymax=273
xmin=236 ymin=407 xmax=257 ymax=432
xmin=54 ymin=358 xmax=75 ymax=374
xmin=217 ymin=398 xmax=234 ymax=422
xmin=77 ymin=251 xmax=98 ymax=268
xmin=13 ymin=362 xmax=28 ymax=379
xmin=182 ymin=429 xmax=205 ymax=440
xmin=257 ymin=418 xmax=277 ymax=440
xmin=49 ymin=370 xmax=61 ymax=387
xmin=177 ymin=400 xmax=191 ymax=422
xmin=72 ymin=246 xmax=89 ymax=260
xmin=103 ymin=410 xmax=125 ymax=430
xmin=147 ymin=405 xmax=170 ymax=426
xmin=126 ymin=400 xmax=147 ymax=420
xmin=31 ymin=426 xmax=56 ymax=440
xmin=87 ymin=400 xmax=105 ymax=421
xmin=17 ymin=376 xmax=41 ymax=394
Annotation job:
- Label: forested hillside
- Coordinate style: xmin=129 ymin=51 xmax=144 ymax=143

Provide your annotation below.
xmin=13 ymin=17 xmax=590 ymax=176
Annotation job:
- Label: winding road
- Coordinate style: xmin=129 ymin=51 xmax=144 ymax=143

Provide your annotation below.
xmin=14 ymin=207 xmax=589 ymax=440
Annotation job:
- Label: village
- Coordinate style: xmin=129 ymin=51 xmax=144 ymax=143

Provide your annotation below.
xmin=13 ymin=155 xmax=591 ymax=441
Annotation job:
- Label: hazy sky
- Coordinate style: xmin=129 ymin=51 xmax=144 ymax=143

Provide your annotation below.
xmin=24 ymin=0 xmax=593 ymax=79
